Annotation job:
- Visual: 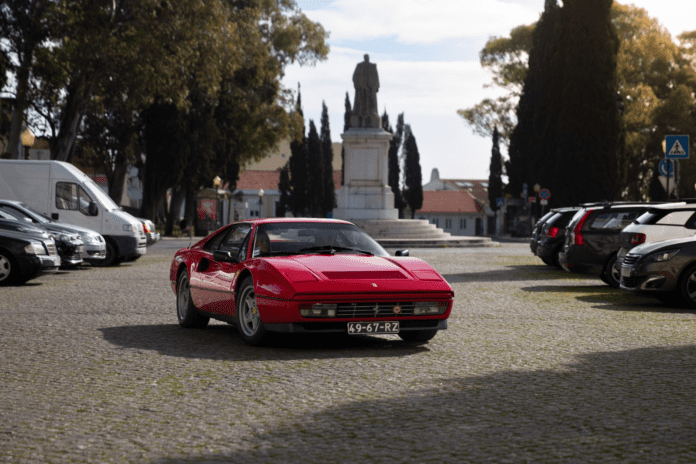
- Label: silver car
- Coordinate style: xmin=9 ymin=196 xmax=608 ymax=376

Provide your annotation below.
xmin=0 ymin=200 xmax=106 ymax=261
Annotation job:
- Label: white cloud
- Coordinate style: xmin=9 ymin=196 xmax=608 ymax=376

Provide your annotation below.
xmin=311 ymin=0 xmax=540 ymax=43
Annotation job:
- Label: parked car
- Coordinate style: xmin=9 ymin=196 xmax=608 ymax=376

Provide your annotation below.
xmin=170 ymin=218 xmax=454 ymax=346
xmin=619 ymin=236 xmax=696 ymax=307
xmin=0 ymin=211 xmax=84 ymax=267
xmin=615 ymin=202 xmax=696 ymax=275
xmin=137 ymin=218 xmax=160 ymax=246
xmin=536 ymin=207 xmax=581 ymax=268
xmin=531 ymin=211 xmax=557 ymax=256
xmin=0 ymin=199 xmax=105 ymax=263
xmin=559 ymin=202 xmax=657 ymax=287
xmin=0 ymin=227 xmax=61 ymax=285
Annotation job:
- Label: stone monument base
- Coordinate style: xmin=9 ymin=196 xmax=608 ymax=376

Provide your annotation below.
xmin=333 ymin=186 xmax=398 ymax=220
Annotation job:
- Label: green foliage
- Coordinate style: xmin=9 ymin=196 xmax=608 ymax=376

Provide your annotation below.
xmin=289 ymin=91 xmax=308 ymax=216
xmin=306 ymin=120 xmax=325 ymax=217
xmin=403 ymin=125 xmax=423 ymax=218
xmin=488 ymin=127 xmax=503 ymax=211
xmin=383 ymin=110 xmax=406 ymax=214
xmin=320 ymin=102 xmax=335 ymax=216
xmin=342 ymin=92 xmax=351 ymax=185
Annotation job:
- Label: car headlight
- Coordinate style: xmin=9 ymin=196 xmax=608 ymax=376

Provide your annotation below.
xmin=414 ymin=302 xmax=448 ymax=315
xmin=80 ymin=234 xmax=99 ymax=244
xmin=300 ymin=303 xmax=337 ymax=318
xmin=24 ymin=242 xmax=46 ymax=255
xmin=123 ymin=224 xmax=138 ymax=232
xmin=645 ymin=250 xmax=679 ymax=263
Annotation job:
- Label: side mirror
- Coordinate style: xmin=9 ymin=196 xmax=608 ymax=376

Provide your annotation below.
xmin=88 ymin=201 xmax=98 ymax=216
xmin=395 ymin=249 xmax=409 ymax=257
xmin=213 ymin=250 xmax=237 ymax=263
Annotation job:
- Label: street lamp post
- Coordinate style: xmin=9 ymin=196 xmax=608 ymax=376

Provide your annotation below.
xmin=20 ymin=127 xmax=35 ymax=160
xmin=258 ymin=189 xmax=264 ymax=218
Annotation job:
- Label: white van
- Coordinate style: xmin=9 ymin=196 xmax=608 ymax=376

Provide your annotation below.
xmin=0 ymin=160 xmax=146 ymax=265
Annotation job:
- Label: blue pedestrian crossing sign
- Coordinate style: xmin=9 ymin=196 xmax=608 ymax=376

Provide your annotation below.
xmin=665 ymin=135 xmax=689 ymax=159
xmin=496 ymin=198 xmax=505 ymax=208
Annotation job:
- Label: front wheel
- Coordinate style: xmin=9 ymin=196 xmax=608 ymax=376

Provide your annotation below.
xmin=177 ymin=271 xmax=209 ymax=328
xmin=680 ymin=264 xmax=696 ymax=309
xmin=604 ymin=254 xmax=621 ymax=288
xmin=90 ymin=241 xmax=119 ymax=267
xmin=236 ymin=277 xmax=267 ymax=345
xmin=398 ymin=329 xmax=438 ymax=344
xmin=0 ymin=251 xmax=19 ymax=286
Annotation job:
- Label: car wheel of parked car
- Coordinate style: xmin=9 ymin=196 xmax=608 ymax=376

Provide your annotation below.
xmin=236 ymin=277 xmax=267 ymax=345
xmin=0 ymin=250 xmax=18 ymax=286
xmin=540 ymin=256 xmax=553 ymax=266
xmin=91 ymin=241 xmax=119 ymax=267
xmin=552 ymin=248 xmax=563 ymax=269
xmin=604 ymin=255 xmax=621 ymax=288
xmin=398 ymin=329 xmax=438 ymax=344
xmin=679 ymin=264 xmax=696 ymax=309
xmin=176 ymin=271 xmax=210 ymax=328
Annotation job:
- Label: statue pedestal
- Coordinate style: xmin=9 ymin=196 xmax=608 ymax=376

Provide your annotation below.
xmin=333 ymin=128 xmax=399 ymax=221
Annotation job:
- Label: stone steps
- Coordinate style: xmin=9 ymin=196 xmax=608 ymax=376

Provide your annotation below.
xmin=351 ymin=219 xmax=497 ymax=248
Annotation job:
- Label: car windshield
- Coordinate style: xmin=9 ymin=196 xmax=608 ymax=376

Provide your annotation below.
xmin=252 ymin=222 xmax=389 ymax=258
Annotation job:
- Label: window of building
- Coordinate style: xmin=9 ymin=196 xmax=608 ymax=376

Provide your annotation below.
xmin=445 ymin=218 xmax=452 ymax=229
xmin=460 ymin=218 xmax=467 ymax=229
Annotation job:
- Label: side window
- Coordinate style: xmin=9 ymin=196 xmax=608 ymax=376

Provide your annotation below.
xmin=219 ymin=225 xmax=252 ymax=258
xmin=78 ymin=186 xmax=94 ymax=215
xmin=56 ymin=182 xmax=78 ymax=210
xmin=590 ymin=211 xmax=641 ymax=230
xmin=656 ymin=211 xmax=694 ymax=226
xmin=686 ymin=213 xmax=696 ymax=229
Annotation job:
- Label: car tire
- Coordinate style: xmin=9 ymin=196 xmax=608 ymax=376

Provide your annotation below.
xmin=398 ymin=329 xmax=438 ymax=344
xmin=679 ymin=264 xmax=696 ymax=309
xmin=552 ymin=248 xmax=563 ymax=269
xmin=90 ymin=241 xmax=119 ymax=267
xmin=236 ymin=276 xmax=267 ymax=346
xmin=0 ymin=250 xmax=19 ymax=286
xmin=604 ymin=254 xmax=621 ymax=288
xmin=540 ymin=256 xmax=553 ymax=266
xmin=176 ymin=271 xmax=209 ymax=328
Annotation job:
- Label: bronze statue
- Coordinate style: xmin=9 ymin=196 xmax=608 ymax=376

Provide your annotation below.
xmin=351 ymin=54 xmax=381 ymax=128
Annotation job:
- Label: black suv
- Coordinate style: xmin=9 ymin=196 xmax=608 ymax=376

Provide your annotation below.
xmin=536 ymin=207 xmax=581 ymax=268
xmin=530 ymin=211 xmax=556 ymax=256
xmin=558 ymin=203 xmax=658 ymax=287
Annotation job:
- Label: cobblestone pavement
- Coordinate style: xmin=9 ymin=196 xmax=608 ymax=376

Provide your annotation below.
xmin=2 ymin=240 xmax=696 ymax=463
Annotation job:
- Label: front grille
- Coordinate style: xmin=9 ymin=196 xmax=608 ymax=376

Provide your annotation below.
xmin=336 ymin=302 xmax=416 ymax=318
xmin=46 ymin=243 xmax=57 ymax=256
xmin=622 ymin=254 xmax=640 ymax=267
xmin=621 ymin=276 xmax=638 ymax=288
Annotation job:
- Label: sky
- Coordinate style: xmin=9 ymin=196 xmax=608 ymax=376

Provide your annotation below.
xmin=282 ymin=0 xmax=695 ymax=183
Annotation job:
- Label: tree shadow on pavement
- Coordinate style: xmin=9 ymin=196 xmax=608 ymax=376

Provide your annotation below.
xmin=98 ymin=324 xmax=428 ymax=362
xmin=152 ymin=345 xmax=696 ymax=463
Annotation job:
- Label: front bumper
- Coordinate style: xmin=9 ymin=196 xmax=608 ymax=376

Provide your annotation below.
xmin=265 ymin=319 xmax=448 ymax=333
xmin=619 ymin=262 xmax=679 ymax=293
xmin=39 ymin=254 xmax=61 ymax=273
xmin=82 ymin=242 xmax=107 ymax=260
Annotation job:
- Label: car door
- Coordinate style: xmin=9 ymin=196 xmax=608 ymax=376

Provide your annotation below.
xmin=194 ymin=224 xmax=252 ymax=315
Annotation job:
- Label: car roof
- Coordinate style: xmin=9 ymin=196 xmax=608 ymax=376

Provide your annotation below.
xmin=236 ymin=218 xmax=355 ymax=226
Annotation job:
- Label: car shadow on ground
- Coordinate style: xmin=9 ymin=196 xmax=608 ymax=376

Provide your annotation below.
xmin=521 ymin=284 xmax=695 ymax=314
xmin=152 ymin=344 xmax=696 ymax=463
xmin=442 ymin=265 xmax=589 ymax=283
xmin=99 ymin=323 xmax=429 ymax=361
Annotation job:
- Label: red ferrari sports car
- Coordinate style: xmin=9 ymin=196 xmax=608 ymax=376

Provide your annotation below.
xmin=170 ymin=218 xmax=454 ymax=345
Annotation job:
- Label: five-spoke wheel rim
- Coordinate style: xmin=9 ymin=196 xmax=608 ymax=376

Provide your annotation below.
xmin=239 ymin=286 xmax=260 ymax=337
xmin=177 ymin=274 xmax=190 ymax=320
xmin=0 ymin=254 xmax=10 ymax=282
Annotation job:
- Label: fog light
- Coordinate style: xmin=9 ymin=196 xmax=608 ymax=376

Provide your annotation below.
xmin=414 ymin=302 xmax=447 ymax=315
xmin=300 ymin=303 xmax=337 ymax=318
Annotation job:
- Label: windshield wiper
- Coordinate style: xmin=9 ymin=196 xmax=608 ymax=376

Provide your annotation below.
xmin=298 ymin=245 xmax=373 ymax=256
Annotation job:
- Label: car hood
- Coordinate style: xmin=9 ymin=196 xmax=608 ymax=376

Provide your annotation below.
xmin=0 ymin=219 xmax=51 ymax=240
xmin=630 ymin=236 xmax=696 ymax=256
xmin=46 ymin=222 xmax=100 ymax=237
xmin=255 ymin=254 xmax=453 ymax=298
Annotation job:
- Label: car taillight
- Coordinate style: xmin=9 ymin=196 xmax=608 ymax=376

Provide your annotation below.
xmin=547 ymin=227 xmax=559 ymax=238
xmin=631 ymin=233 xmax=646 ymax=245
xmin=142 ymin=223 xmax=149 ymax=234
xmin=573 ymin=210 xmax=593 ymax=246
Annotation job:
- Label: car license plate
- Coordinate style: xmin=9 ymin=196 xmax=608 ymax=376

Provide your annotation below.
xmin=347 ymin=321 xmax=399 ymax=334
xmin=621 ymin=266 xmax=631 ymax=277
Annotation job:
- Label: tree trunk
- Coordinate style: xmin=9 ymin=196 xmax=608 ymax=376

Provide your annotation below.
xmin=165 ymin=186 xmax=185 ymax=236
xmin=53 ymin=72 xmax=92 ymax=162
xmin=7 ymin=48 xmax=35 ymax=159
xmin=108 ymin=153 xmax=129 ymax=207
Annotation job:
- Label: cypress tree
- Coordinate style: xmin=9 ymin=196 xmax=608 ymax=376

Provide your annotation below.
xmin=306 ymin=119 xmax=325 ymax=217
xmin=277 ymin=163 xmax=291 ymax=217
xmin=289 ymin=86 xmax=308 ymax=216
xmin=551 ymin=0 xmax=622 ymax=205
xmin=341 ymin=92 xmax=351 ymax=185
xmin=402 ymin=125 xmax=423 ymax=219
xmin=507 ymin=0 xmax=560 ymax=198
xmin=489 ymin=126 xmax=503 ymax=211
xmin=383 ymin=110 xmax=405 ymax=215
xmin=320 ymin=101 xmax=335 ymax=216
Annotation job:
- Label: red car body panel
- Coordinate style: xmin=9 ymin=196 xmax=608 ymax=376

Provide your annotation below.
xmin=170 ymin=219 xmax=454 ymax=331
